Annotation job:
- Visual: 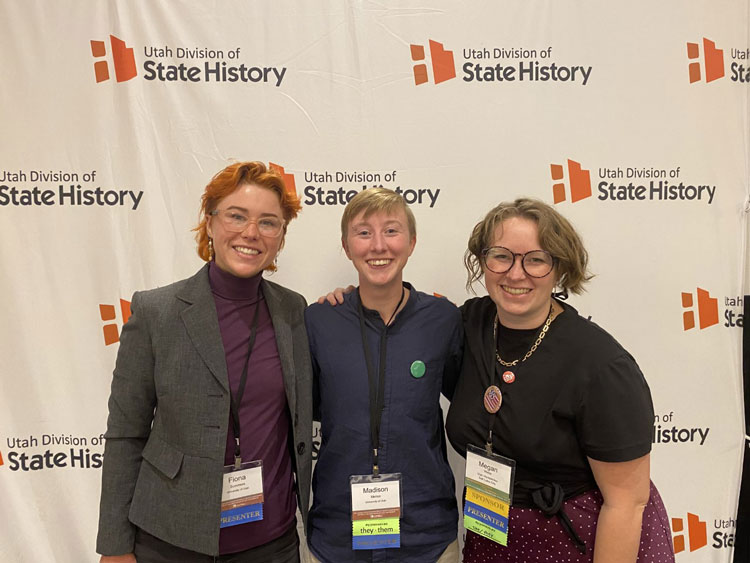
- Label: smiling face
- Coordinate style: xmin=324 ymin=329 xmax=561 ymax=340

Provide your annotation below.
xmin=343 ymin=209 xmax=416 ymax=292
xmin=206 ymin=183 xmax=284 ymax=278
xmin=483 ymin=216 xmax=558 ymax=329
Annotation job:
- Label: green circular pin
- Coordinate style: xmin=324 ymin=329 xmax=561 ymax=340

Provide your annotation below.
xmin=410 ymin=360 xmax=426 ymax=378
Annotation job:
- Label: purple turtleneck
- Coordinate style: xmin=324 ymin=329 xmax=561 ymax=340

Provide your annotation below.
xmin=208 ymin=262 xmax=295 ymax=554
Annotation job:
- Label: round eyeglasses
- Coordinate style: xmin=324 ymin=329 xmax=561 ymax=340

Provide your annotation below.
xmin=210 ymin=209 xmax=285 ymax=238
xmin=481 ymin=246 xmax=555 ymax=278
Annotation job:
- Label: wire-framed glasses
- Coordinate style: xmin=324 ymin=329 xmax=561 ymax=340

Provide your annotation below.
xmin=209 ymin=209 xmax=285 ymax=237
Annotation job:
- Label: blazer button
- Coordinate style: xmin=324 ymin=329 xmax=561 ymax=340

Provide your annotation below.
xmin=297 ymin=442 xmax=305 ymax=455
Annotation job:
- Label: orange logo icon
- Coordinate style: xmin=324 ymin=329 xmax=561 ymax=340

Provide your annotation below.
xmin=687 ymin=38 xmax=725 ymax=83
xmin=681 ymin=288 xmax=719 ymax=330
xmin=672 ymin=512 xmax=708 ymax=553
xmin=269 ymin=163 xmax=297 ymax=196
xmin=550 ymin=159 xmax=592 ymax=203
xmin=90 ymin=35 xmax=137 ymax=83
xmin=410 ymin=40 xmax=456 ymax=85
xmin=0 ymin=451 xmax=4 ymax=467
xmin=100 ymin=299 xmax=132 ymax=345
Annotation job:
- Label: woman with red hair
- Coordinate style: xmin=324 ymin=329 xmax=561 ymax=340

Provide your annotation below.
xmin=97 ymin=162 xmax=312 ymax=563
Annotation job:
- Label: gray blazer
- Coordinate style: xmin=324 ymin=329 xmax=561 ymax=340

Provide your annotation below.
xmin=96 ymin=265 xmax=312 ymax=556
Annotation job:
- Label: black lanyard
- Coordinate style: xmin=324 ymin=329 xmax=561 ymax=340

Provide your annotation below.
xmin=230 ymin=286 xmax=263 ymax=469
xmin=356 ymin=286 xmax=405 ymax=475
xmin=485 ymin=363 xmax=505 ymax=454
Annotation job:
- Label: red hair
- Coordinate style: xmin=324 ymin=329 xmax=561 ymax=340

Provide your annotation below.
xmin=194 ymin=162 xmax=302 ymax=269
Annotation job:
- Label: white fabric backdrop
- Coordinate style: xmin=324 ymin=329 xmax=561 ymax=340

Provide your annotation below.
xmin=0 ymin=2 xmax=747 ymax=561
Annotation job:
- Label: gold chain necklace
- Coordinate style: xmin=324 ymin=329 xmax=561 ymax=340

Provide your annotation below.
xmin=483 ymin=303 xmax=558 ymax=414
xmin=493 ymin=304 xmax=554 ymax=367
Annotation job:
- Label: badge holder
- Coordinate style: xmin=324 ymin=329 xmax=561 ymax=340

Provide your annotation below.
xmin=220 ymin=459 xmax=263 ymax=528
xmin=463 ymin=444 xmax=515 ymax=546
xmin=350 ymin=473 xmax=403 ymax=550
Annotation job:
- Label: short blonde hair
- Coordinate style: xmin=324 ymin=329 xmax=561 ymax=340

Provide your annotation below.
xmin=465 ymin=198 xmax=592 ymax=294
xmin=340 ymin=188 xmax=416 ymax=241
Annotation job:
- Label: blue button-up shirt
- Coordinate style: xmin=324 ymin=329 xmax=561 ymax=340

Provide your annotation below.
xmin=305 ymin=284 xmax=462 ymax=562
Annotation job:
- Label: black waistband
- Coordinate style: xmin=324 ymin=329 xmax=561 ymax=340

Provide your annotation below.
xmin=514 ymin=480 xmax=594 ymax=555
xmin=513 ymin=479 xmax=595 ymax=508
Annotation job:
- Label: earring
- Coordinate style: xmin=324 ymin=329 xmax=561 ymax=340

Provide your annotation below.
xmin=553 ymin=285 xmax=569 ymax=300
xmin=208 ymin=238 xmax=214 ymax=261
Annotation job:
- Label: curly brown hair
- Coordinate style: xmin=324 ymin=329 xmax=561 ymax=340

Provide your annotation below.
xmin=465 ymin=198 xmax=592 ymax=294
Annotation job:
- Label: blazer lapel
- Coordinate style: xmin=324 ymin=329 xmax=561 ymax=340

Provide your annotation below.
xmin=178 ymin=265 xmax=230 ymax=393
xmin=262 ymin=280 xmax=297 ymax=417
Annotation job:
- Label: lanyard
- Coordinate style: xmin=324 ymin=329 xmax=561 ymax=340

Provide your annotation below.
xmin=356 ymin=286 xmax=405 ymax=475
xmin=485 ymin=321 xmax=515 ymax=455
xmin=485 ymin=363 xmax=503 ymax=454
xmin=230 ymin=286 xmax=263 ymax=469
xmin=486 ymin=306 xmax=554 ymax=453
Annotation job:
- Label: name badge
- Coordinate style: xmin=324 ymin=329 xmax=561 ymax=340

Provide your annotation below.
xmin=350 ymin=473 xmax=402 ymax=550
xmin=220 ymin=460 xmax=263 ymax=528
xmin=464 ymin=445 xmax=515 ymax=546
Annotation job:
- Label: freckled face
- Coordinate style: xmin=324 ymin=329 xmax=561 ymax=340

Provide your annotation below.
xmin=483 ymin=217 xmax=557 ymax=329
xmin=206 ymin=183 xmax=284 ymax=278
xmin=343 ymin=209 xmax=416 ymax=292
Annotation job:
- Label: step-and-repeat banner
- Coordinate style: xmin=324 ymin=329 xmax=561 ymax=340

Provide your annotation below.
xmin=1 ymin=2 xmax=748 ymax=561
xmin=736 ymin=297 xmax=750 ymax=561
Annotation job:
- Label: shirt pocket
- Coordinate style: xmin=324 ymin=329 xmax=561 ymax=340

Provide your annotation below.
xmin=394 ymin=358 xmax=444 ymax=424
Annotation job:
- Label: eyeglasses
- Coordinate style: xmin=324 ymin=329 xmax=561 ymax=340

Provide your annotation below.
xmin=210 ymin=209 xmax=285 ymax=237
xmin=481 ymin=246 xmax=555 ymax=278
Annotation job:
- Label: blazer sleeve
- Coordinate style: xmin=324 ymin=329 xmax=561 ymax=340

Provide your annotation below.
xmin=96 ymin=291 xmax=157 ymax=555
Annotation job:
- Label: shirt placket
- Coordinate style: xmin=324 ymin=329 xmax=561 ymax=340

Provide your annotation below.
xmin=374 ymin=328 xmax=393 ymax=563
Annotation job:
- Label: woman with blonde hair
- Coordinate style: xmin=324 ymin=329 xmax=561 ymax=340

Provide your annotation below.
xmin=307 ymin=188 xmax=462 ymax=562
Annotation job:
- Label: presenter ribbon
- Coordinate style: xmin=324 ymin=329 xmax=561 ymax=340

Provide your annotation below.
xmin=463 ymin=445 xmax=515 ymax=545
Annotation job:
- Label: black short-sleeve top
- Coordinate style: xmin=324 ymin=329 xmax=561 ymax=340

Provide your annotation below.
xmin=445 ymin=297 xmax=654 ymax=503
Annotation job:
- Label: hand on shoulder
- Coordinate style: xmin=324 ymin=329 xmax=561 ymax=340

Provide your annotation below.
xmin=316 ymin=285 xmax=355 ymax=305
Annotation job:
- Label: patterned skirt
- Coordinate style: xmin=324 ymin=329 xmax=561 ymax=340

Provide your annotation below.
xmin=462 ymin=482 xmax=675 ymax=562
